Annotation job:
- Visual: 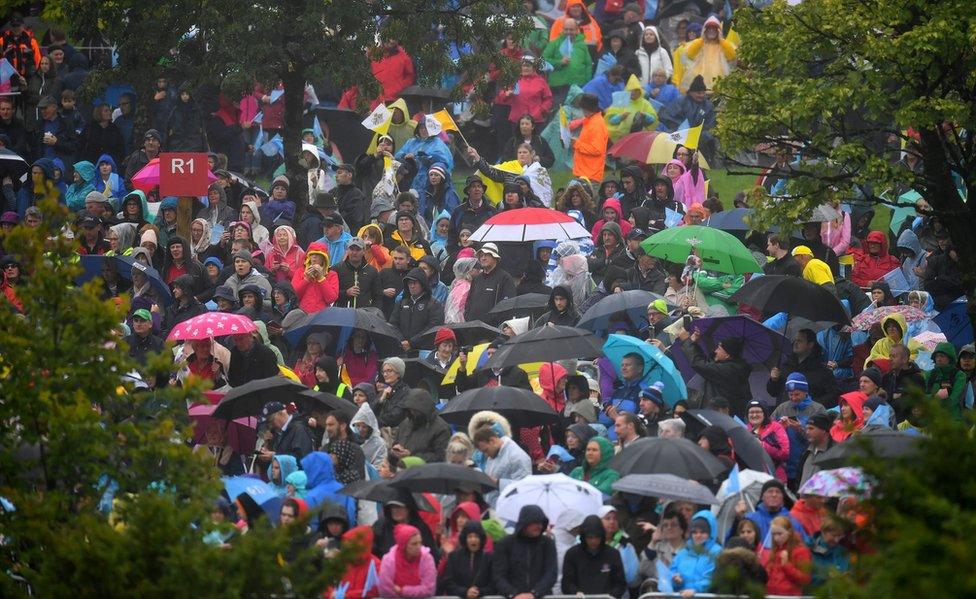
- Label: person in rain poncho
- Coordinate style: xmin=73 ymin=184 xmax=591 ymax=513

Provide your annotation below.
xmin=378 ymin=523 xmax=437 ymax=598
xmin=850 ymin=230 xmax=901 ymax=288
xmin=65 ymin=159 xmax=96 ymax=211
xmin=93 ymin=154 xmax=127 ymax=209
xmin=681 ymin=16 xmax=736 ymax=92
xmin=569 ymin=436 xmax=620 ymax=495
xmin=445 ymin=255 xmax=477 ymax=324
xmin=269 ymin=454 xmax=298 ymax=497
xmin=395 ymin=115 xmax=453 ymax=208
xmin=605 ymin=75 xmax=659 ymax=142
xmin=924 ymin=342 xmax=967 ymax=420
xmin=670 ymin=510 xmax=722 ymax=594
xmin=636 ymin=26 xmax=674 ymax=84
xmin=865 ymin=312 xmax=924 ymax=367
xmin=548 ymin=241 xmax=596 ymax=311
xmin=239 ymin=200 xmax=270 ymax=251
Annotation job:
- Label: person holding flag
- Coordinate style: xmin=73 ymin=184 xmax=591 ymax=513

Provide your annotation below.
xmin=542 ymin=18 xmax=592 ymax=107
xmin=395 ymin=114 xmax=453 ymax=206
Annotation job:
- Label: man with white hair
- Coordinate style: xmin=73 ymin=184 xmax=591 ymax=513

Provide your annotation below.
xmin=657 ymin=418 xmax=685 ymax=439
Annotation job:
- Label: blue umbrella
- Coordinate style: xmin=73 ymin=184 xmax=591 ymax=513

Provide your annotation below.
xmin=933 ymin=298 xmax=973 ymax=349
xmin=222 ymin=475 xmax=282 ymax=521
xmin=282 ymin=306 xmax=403 ymax=353
xmin=602 ymin=333 xmax=687 ymax=406
xmin=77 ymin=254 xmax=173 ymax=306
xmin=577 ymin=289 xmax=672 ymax=336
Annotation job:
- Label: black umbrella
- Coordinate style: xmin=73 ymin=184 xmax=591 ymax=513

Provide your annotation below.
xmin=315 ymin=107 xmax=375 ymax=164
xmin=388 ymin=463 xmax=497 ymax=495
xmin=338 ymin=479 xmax=434 ymax=511
xmin=730 ymin=275 xmax=851 ymax=325
xmin=212 ymin=377 xmax=354 ymax=420
xmin=0 ymin=148 xmax=29 ymax=187
xmin=576 ymin=289 xmax=673 ymax=335
xmin=402 ymin=357 xmax=447 ymax=393
xmin=439 ymin=386 xmax=560 ymax=429
xmin=606 ymin=437 xmax=728 ymax=481
xmin=611 ymin=474 xmax=719 ymax=505
xmin=813 ymin=430 xmax=921 ymax=469
xmin=487 ymin=293 xmax=552 ymax=323
xmin=414 ymin=321 xmax=501 ymax=349
xmin=484 ymin=325 xmax=605 ymax=369
xmin=679 ymin=409 xmax=776 ymax=475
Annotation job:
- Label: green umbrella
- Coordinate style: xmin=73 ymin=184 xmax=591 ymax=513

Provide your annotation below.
xmin=640 ymin=225 xmax=761 ymax=275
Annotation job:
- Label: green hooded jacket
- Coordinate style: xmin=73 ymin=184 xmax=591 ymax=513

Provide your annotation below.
xmin=543 ymin=33 xmax=593 ymax=88
xmin=65 ymin=160 xmax=97 ymax=212
xmin=570 ymin=436 xmax=620 ymax=494
xmin=925 ymin=342 xmax=966 ymax=420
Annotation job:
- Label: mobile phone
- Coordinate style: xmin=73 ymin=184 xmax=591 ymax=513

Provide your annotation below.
xmin=682 ymin=315 xmax=693 ymax=330
xmin=461 ymin=345 xmax=472 ymax=354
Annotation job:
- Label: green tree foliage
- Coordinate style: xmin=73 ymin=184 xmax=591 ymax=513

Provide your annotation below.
xmin=821 ymin=399 xmax=976 ymax=598
xmin=717 ymin=0 xmax=975 ymax=331
xmin=0 ymin=201 xmax=355 ymax=596
xmin=56 ymin=0 xmax=526 ymax=201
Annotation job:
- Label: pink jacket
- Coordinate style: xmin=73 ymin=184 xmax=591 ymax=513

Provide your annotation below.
xmin=821 ymin=212 xmax=851 ymax=255
xmin=752 ymin=421 xmax=790 ymax=482
xmin=265 ymin=226 xmax=305 ymax=282
xmin=292 ymin=242 xmax=339 ymax=313
xmin=497 ymin=73 xmax=554 ymax=123
xmin=377 ymin=547 xmax=436 ymax=598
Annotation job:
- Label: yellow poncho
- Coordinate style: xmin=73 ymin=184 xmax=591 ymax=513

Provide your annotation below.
xmin=605 ymin=75 xmax=659 ymax=141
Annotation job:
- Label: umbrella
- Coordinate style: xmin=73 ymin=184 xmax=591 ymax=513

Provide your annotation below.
xmin=850 ymin=304 xmax=930 ymax=332
xmin=130 ymin=157 xmax=218 ymax=193
xmin=607 ymin=130 xmax=710 ymax=168
xmin=495 ymin=474 xmax=604 ymax=523
xmin=439 ymin=386 xmax=560 ymax=429
xmin=601 ymin=334 xmax=687 ymax=406
xmin=798 ymin=467 xmax=872 ymax=497
xmin=0 ymin=148 xmax=29 ymax=186
xmin=912 ymin=331 xmax=947 ymax=352
xmin=387 ymin=463 xmax=497 ymax=495
xmin=402 ymin=358 xmax=447 ymax=390
xmin=485 ymin=325 xmax=605 ymax=369
xmin=315 ymin=107 xmax=376 ymax=164
xmin=188 ymin=403 xmax=257 ymax=455
xmin=814 ymin=430 xmax=921 ymax=469
xmin=730 ymin=275 xmax=851 ymax=325
xmin=689 ymin=315 xmax=792 ymax=369
xmin=640 ymin=225 xmax=761 ymax=275
xmin=77 ymin=254 xmax=174 ymax=306
xmin=577 ymin=290 xmax=672 ymax=336
xmin=212 ymin=377 xmax=355 ymax=420
xmin=338 ymin=479 xmax=434 ymax=511
xmin=439 ymin=343 xmax=544 ymax=386
xmin=714 ymin=469 xmax=775 ymax=541
xmin=414 ymin=321 xmax=501 ymax=350
xmin=611 ymin=473 xmax=719 ymax=505
xmin=282 ymin=306 xmax=403 ymax=354
xmin=607 ymin=437 xmax=728 ymax=481
xmin=703 ymin=208 xmax=776 ymax=233
xmin=167 ymin=312 xmax=257 ymax=342
xmin=933 ymin=299 xmax=972 ymax=349
xmin=805 ymin=204 xmax=844 ymax=223
xmin=679 ymin=409 xmax=776 ymax=475
xmin=487 ymin=293 xmax=551 ymax=322
xmin=469 ymin=207 xmax=591 ymax=242
xmin=222 ymin=476 xmax=282 ymax=520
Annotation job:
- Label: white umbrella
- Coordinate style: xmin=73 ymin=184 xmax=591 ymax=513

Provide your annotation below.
xmin=495 ymin=473 xmax=604 ymax=523
xmin=469 ymin=207 xmax=590 ymax=243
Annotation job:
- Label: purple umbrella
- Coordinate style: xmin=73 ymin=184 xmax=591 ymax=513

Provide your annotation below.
xmin=673 ymin=315 xmax=792 ymax=380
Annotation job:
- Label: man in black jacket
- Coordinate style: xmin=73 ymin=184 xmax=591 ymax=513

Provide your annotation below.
xmin=260 ymin=401 xmax=315 ymax=462
xmin=392 ymin=267 xmax=444 ymax=352
xmin=227 ymin=331 xmax=279 ymax=386
xmin=881 ymin=343 xmax=926 ymax=421
xmin=333 ymin=163 xmax=368 ymax=233
xmin=391 ymin=389 xmax=451 ymax=463
xmin=767 ymin=328 xmax=839 ymax=409
xmin=763 ymin=233 xmax=802 ymax=277
xmin=562 ymin=515 xmax=627 ymax=598
xmin=378 ymin=245 xmax=413 ymax=318
xmin=534 ymin=285 xmax=580 ymax=327
xmin=332 ymin=236 xmax=380 ymax=308
xmin=161 ymin=274 xmax=207 ymax=336
xmin=455 ymin=338 xmax=532 ymax=391
xmin=678 ymin=329 xmax=752 ymax=417
xmin=126 ymin=308 xmax=166 ymax=388
xmin=492 ymin=505 xmax=557 ymax=599
xmin=465 ymin=243 xmax=516 ymax=322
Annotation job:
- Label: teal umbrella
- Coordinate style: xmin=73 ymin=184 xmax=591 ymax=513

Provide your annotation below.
xmin=640 ymin=225 xmax=761 ymax=275
xmin=602 ymin=334 xmax=687 ymax=406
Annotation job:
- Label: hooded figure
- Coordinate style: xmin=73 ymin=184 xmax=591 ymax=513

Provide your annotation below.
xmin=391 ymin=267 xmax=445 ymax=347
xmin=301 ymin=451 xmax=357 ymax=524
xmin=93 ymin=153 xmax=127 ymax=208
xmin=681 ymin=16 xmax=736 ymax=92
xmin=393 ymin=389 xmax=451 ymax=463
xmin=866 ymin=312 xmax=923 ymax=367
xmin=925 ymin=342 xmax=966 ymax=420
xmin=569 ymin=436 xmax=620 ymax=495
xmin=669 ymin=510 xmax=722 ymax=593
xmin=161 ymin=273 xmax=207 ymax=335
xmin=830 ymin=391 xmax=867 ymax=443
xmin=491 ymin=505 xmax=558 ymax=598
xmin=636 ymin=26 xmax=674 ymax=83
xmin=65 ymin=160 xmax=97 ymax=211
xmin=351 ymin=401 xmax=385 ymax=470
xmin=850 ymin=230 xmax=901 ymax=287
xmin=441 ymin=520 xmax=494 ymax=597
xmin=605 ymin=74 xmax=659 ymax=142
xmin=108 ymin=221 xmax=138 ymax=256
xmin=165 ymin=83 xmax=207 ymax=151
xmin=269 ymin=454 xmax=299 ymax=496
xmin=327 ymin=526 xmax=381 ymax=599
xmin=240 ymin=200 xmax=270 ymax=249
xmin=265 ymin=224 xmax=306 ymax=282
xmin=534 ymin=285 xmax=581 ymax=327
xmin=378 ymin=523 xmax=437 ymax=598
xmin=561 ymin=515 xmax=627 ymax=598
xmin=395 ymin=121 xmax=454 ymax=207
xmin=549 ymin=249 xmax=597 ymax=311
xmin=590 ymin=197 xmax=633 ymax=244
xmin=292 ymin=241 xmax=339 ymax=313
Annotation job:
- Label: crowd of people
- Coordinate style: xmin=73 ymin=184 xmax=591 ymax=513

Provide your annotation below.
xmin=1 ymin=2 xmax=971 ymax=598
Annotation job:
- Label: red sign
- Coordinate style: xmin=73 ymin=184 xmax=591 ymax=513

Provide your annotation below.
xmin=159 ymin=153 xmax=211 ymax=196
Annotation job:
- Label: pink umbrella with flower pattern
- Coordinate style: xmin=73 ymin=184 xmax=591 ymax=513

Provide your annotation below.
xmin=167 ymin=312 xmax=257 ymax=342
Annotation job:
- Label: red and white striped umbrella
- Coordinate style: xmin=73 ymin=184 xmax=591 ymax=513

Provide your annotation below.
xmin=167 ymin=312 xmax=257 ymax=341
xmin=469 ymin=207 xmax=590 ymax=242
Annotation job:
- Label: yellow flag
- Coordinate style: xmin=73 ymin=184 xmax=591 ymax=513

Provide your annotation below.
xmin=666 ymin=123 xmax=703 ymax=150
xmin=431 ymin=109 xmax=459 ymax=132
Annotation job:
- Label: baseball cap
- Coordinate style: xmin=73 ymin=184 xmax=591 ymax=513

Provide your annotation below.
xmin=37 ymin=96 xmax=57 ymax=109
xmin=627 ymin=228 xmax=648 ymax=240
xmin=322 ymin=214 xmax=343 ymax=227
xmin=791 ymin=245 xmax=813 ymax=257
xmin=144 ymin=129 xmax=162 ymax=141
xmin=132 ymin=308 xmax=152 ymax=321
xmin=347 ymin=236 xmax=366 ymax=249
xmin=261 ymin=401 xmax=286 ymax=420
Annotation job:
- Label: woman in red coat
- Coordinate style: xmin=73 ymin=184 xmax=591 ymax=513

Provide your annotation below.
xmin=291 ymin=241 xmax=338 ymax=314
xmin=761 ymin=516 xmax=812 ymax=596
xmin=326 ymin=526 xmax=381 ymax=598
xmin=849 ymin=230 xmax=901 ymax=288
xmin=496 ymin=57 xmax=553 ymax=125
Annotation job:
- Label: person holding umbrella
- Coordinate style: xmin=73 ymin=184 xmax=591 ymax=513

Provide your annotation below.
xmin=677 ymin=328 xmax=751 ymax=417
xmin=600 ymin=352 xmax=645 ymax=440
xmin=464 ymin=243 xmax=516 ymax=323
xmin=259 ymin=401 xmax=315 ymax=464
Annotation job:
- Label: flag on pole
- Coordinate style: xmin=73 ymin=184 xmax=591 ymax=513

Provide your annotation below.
xmin=559 ymin=107 xmax=572 ymax=149
xmin=727 ymin=463 xmax=742 ymax=494
xmin=362 ymin=561 xmax=380 ymax=596
xmin=431 ymin=109 xmax=460 ymax=132
xmin=312 ymin=115 xmax=324 ymax=141
xmin=0 ymin=59 xmax=17 ymax=92
xmin=655 ymin=559 xmax=674 ymax=592
xmin=666 ymin=123 xmax=703 ymax=150
xmin=269 ymin=89 xmax=284 ymax=103
xmin=362 ymin=103 xmax=392 ymax=134
xmin=423 ymin=113 xmax=443 ymax=137
xmin=260 ymin=134 xmax=284 ymax=157
xmin=251 ymin=111 xmax=264 ymax=125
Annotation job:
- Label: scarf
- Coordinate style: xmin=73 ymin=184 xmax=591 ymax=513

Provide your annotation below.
xmin=793 ymin=396 xmax=814 ymax=424
xmin=191 ymin=218 xmax=213 ymax=257
xmin=393 ymin=524 xmax=422 ymax=587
